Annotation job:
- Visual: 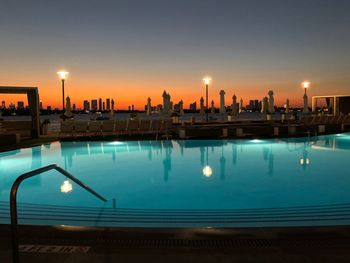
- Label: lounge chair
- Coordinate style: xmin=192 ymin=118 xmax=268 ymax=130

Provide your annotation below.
xmin=159 ymin=119 xmax=172 ymax=140
xmin=343 ymin=115 xmax=350 ymax=124
xmin=336 ymin=115 xmax=346 ymax=124
xmin=319 ymin=115 xmax=328 ymax=125
xmin=308 ymin=115 xmax=319 ymax=125
xmin=149 ymin=119 xmax=162 ymax=139
xmin=74 ymin=121 xmax=88 ymax=137
xmin=127 ymin=120 xmax=139 ymax=135
xmin=115 ymin=120 xmax=127 ymax=136
xmin=101 ymin=120 xmax=115 ymax=136
xmin=139 ymin=120 xmax=151 ymax=136
xmin=300 ymin=116 xmax=311 ymax=124
xmin=59 ymin=121 xmax=74 ymax=138
xmin=88 ymin=121 xmax=102 ymax=136
xmin=324 ymin=115 xmax=335 ymax=124
xmin=1 ymin=121 xmax=32 ymax=137
xmin=341 ymin=115 xmax=350 ymax=131
xmin=0 ymin=122 xmax=5 ymax=134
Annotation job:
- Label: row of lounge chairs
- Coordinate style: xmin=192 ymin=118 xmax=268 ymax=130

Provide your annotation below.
xmin=60 ymin=119 xmax=173 ymax=139
xmin=300 ymin=115 xmax=350 ymax=126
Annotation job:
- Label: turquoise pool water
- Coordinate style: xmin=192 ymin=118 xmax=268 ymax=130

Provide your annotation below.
xmin=1 ymin=134 xmax=350 ymax=228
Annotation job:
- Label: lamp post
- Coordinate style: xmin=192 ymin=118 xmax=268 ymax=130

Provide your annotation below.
xmin=57 ymin=71 xmax=69 ymax=111
xmin=302 ymin=80 xmax=310 ymax=114
xmin=202 ymin=77 xmax=211 ymax=122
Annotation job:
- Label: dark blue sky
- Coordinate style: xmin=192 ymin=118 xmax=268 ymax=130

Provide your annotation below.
xmin=1 ymin=0 xmax=350 ymax=108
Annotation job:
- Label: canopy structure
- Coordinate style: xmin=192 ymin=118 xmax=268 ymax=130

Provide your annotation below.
xmin=312 ymin=95 xmax=350 ymax=115
xmin=0 ymin=86 xmax=40 ymax=138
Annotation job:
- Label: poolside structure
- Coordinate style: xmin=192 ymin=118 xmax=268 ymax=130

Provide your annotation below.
xmin=312 ymin=95 xmax=350 ymax=115
xmin=0 ymin=86 xmax=40 ymax=138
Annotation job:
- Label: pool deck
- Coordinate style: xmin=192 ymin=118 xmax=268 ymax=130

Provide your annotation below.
xmin=1 ymin=224 xmax=350 ymax=262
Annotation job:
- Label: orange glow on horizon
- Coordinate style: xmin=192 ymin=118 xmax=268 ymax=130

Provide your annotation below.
xmin=1 ymin=74 xmax=344 ymax=110
xmin=1 ymin=83 xmax=312 ymax=110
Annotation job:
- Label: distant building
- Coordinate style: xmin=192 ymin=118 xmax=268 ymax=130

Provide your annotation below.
xmin=91 ymin=99 xmax=98 ymax=111
xmin=247 ymin=99 xmax=261 ymax=111
xmin=190 ymin=101 xmax=197 ymax=111
xmin=39 ymin=101 xmax=43 ymax=110
xmin=103 ymin=102 xmax=106 ymax=111
xmin=156 ymin=104 xmax=163 ymax=112
xmin=17 ymin=101 xmax=24 ymax=109
xmin=174 ymin=103 xmax=180 ymax=112
xmin=9 ymin=103 xmax=15 ymax=110
xmin=47 ymin=106 xmax=52 ymax=111
xmin=1 ymin=101 xmax=5 ymax=109
xmin=98 ymin=98 xmax=102 ymax=111
xmin=73 ymin=104 xmax=76 ymax=111
xmin=83 ymin=100 xmax=90 ymax=111
xmin=111 ymin=99 xmax=115 ymax=110
xmin=257 ymin=100 xmax=262 ymax=111
xmin=106 ymin=99 xmax=110 ymax=110
xmin=248 ymin=100 xmax=254 ymax=110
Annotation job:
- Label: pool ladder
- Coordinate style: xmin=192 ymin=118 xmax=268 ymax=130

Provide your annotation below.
xmin=9 ymin=164 xmax=108 ymax=263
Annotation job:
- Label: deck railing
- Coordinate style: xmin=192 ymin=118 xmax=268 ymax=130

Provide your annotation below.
xmin=10 ymin=164 xmax=107 ymax=263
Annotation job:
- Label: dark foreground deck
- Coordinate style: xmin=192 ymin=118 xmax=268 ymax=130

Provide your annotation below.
xmin=1 ymin=224 xmax=350 ymax=262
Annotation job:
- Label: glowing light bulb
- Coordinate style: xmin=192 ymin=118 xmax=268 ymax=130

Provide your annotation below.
xmin=57 ymin=71 xmax=69 ymax=80
xmin=203 ymin=77 xmax=211 ymax=85
xmin=302 ymin=81 xmax=311 ymax=89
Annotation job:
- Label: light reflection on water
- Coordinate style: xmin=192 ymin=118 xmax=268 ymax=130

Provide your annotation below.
xmin=0 ymin=133 xmax=350 ymax=209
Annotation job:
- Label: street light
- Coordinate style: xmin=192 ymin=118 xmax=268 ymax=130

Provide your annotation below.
xmin=202 ymin=77 xmax=211 ymax=122
xmin=301 ymin=80 xmax=310 ymax=114
xmin=57 ymin=70 xmax=69 ymax=111
xmin=302 ymin=80 xmax=311 ymax=95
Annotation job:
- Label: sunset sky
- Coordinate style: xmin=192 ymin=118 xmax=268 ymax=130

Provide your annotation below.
xmin=1 ymin=0 xmax=350 ymax=109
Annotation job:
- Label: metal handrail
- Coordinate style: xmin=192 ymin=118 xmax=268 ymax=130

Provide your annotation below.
xmin=10 ymin=164 xmax=107 ymax=263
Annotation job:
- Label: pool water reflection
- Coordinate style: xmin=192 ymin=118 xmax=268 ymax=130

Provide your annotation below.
xmin=1 ymin=134 xmax=350 ymax=212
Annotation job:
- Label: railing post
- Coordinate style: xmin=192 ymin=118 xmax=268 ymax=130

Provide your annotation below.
xmin=10 ymin=179 xmax=20 ymax=263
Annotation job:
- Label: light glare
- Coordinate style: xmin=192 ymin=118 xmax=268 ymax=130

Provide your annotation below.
xmin=251 ymin=139 xmax=263 ymax=143
xmin=203 ymin=77 xmax=211 ymax=85
xmin=108 ymin=141 xmax=124 ymax=145
xmin=302 ymin=80 xmax=311 ymax=89
xmin=203 ymin=165 xmax=213 ymax=177
xmin=57 ymin=71 xmax=69 ymax=80
xmin=300 ymin=158 xmax=310 ymax=165
xmin=60 ymin=180 xmax=73 ymax=193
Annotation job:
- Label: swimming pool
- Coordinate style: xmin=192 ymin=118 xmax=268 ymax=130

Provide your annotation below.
xmin=1 ymin=134 xmax=350 ymax=228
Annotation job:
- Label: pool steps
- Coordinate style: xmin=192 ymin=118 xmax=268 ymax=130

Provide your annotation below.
xmin=2 ymin=201 xmax=350 ymax=228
